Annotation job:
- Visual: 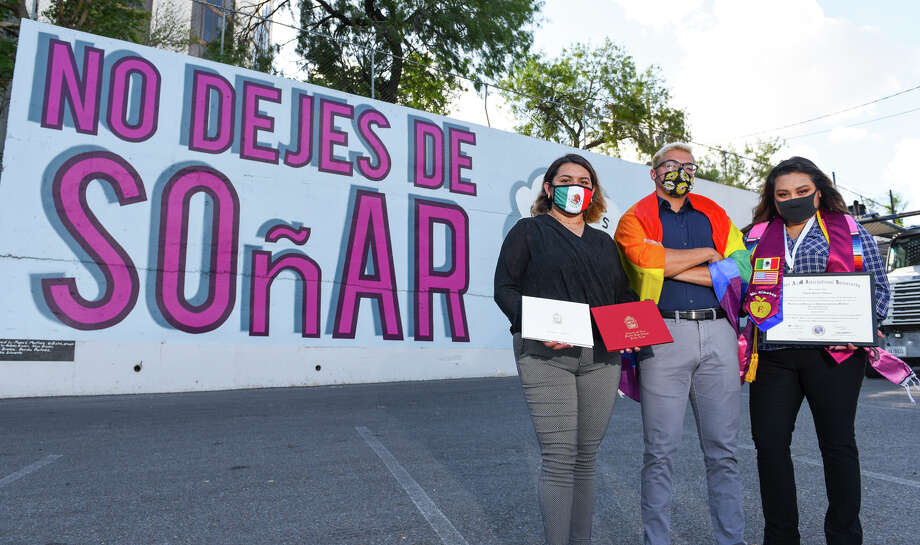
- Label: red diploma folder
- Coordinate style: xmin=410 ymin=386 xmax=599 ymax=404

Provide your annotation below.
xmin=591 ymin=300 xmax=674 ymax=352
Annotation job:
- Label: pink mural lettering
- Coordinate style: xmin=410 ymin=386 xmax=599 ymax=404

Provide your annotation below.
xmin=241 ymin=81 xmax=281 ymax=164
xmin=106 ymin=56 xmax=161 ymax=142
xmin=333 ymin=190 xmax=403 ymax=339
xmin=41 ymin=151 xmax=146 ymax=330
xmin=413 ymin=120 xmax=443 ymax=189
xmin=249 ymin=249 xmax=322 ymax=338
xmin=318 ymin=99 xmax=354 ymax=176
xmin=41 ymin=39 xmax=104 ymax=134
xmin=413 ymin=199 xmax=470 ymax=342
xmin=265 ymin=224 xmax=311 ymax=245
xmin=155 ymin=167 xmax=240 ymax=333
xmin=356 ymin=109 xmax=391 ymax=181
xmin=188 ymin=70 xmax=235 ymax=154
xmin=448 ymin=128 xmax=477 ymax=195
xmin=283 ymin=94 xmax=314 ymax=167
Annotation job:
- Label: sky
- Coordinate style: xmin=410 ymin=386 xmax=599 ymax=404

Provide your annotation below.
xmin=485 ymin=0 xmax=920 ymax=221
xmin=271 ymin=0 xmax=920 ymax=221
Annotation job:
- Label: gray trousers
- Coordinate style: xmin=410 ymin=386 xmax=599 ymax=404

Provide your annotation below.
xmin=640 ymin=317 xmax=745 ymax=545
xmin=513 ymin=334 xmax=621 ymax=545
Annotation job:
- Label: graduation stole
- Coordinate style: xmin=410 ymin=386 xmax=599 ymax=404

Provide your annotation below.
xmin=743 ymin=210 xmax=861 ymax=331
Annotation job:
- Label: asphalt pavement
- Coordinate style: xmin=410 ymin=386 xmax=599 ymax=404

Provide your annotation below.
xmin=1 ymin=374 xmax=918 ymax=545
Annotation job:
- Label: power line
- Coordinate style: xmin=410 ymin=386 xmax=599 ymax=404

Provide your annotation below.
xmin=785 ymin=104 xmax=920 ymax=140
xmin=191 ymin=0 xmax=771 ymax=168
xmin=736 ymin=81 xmax=920 ymax=139
xmin=836 ymin=183 xmax=888 ymax=211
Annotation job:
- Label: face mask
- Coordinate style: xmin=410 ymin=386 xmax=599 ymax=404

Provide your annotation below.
xmin=551 ymin=184 xmax=593 ymax=214
xmin=660 ymin=168 xmax=694 ymax=197
xmin=776 ymin=192 xmax=818 ymax=223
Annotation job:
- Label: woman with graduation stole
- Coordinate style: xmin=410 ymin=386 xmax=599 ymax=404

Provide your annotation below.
xmin=741 ymin=157 xmax=890 ymax=545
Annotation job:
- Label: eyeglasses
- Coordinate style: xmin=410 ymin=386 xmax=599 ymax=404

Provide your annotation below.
xmin=654 ymin=160 xmax=698 ymax=175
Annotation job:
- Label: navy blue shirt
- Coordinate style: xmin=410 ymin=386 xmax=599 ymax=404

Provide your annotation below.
xmin=658 ymin=197 xmax=721 ymax=311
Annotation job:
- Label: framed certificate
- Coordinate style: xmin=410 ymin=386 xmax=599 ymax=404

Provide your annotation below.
xmin=763 ymin=273 xmax=877 ymax=346
xmin=521 ymin=296 xmax=594 ymax=348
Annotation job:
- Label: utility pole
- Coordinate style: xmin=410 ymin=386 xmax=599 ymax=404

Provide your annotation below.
xmin=369 ymin=46 xmax=375 ymax=99
xmin=889 ymin=189 xmax=904 ymax=226
xmin=483 ymin=83 xmax=491 ymax=128
xmin=220 ymin=2 xmax=226 ymax=55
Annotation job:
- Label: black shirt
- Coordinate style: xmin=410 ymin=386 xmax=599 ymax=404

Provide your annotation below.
xmin=493 ymin=214 xmax=638 ymax=350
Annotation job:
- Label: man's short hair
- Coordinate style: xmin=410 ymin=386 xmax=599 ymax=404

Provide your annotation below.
xmin=652 ymin=142 xmax=695 ymax=168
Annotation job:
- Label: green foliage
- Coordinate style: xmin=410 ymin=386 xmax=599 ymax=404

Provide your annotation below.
xmin=296 ymin=0 xmax=541 ymax=115
xmin=0 ymin=37 xmax=14 ymax=82
xmin=192 ymin=1 xmax=278 ymax=74
xmin=203 ymin=39 xmax=277 ymax=74
xmin=0 ymin=1 xmax=28 ymax=93
xmin=696 ymin=138 xmax=784 ymax=190
xmin=146 ymin=0 xmax=192 ymax=52
xmin=501 ymin=40 xmax=689 ymax=156
xmin=0 ymin=31 xmax=16 ymax=92
xmin=44 ymin=0 xmax=149 ymax=44
xmin=395 ymin=50 xmax=461 ymax=114
xmin=199 ymin=17 xmax=277 ymax=74
xmin=884 ymin=191 xmax=907 ymax=226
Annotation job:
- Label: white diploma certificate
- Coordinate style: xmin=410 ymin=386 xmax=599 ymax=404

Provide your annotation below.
xmin=521 ymin=296 xmax=594 ymax=348
xmin=763 ymin=273 xmax=877 ymax=345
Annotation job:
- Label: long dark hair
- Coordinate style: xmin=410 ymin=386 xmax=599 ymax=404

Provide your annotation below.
xmin=752 ymin=156 xmax=848 ymax=224
xmin=531 ymin=154 xmax=607 ymax=223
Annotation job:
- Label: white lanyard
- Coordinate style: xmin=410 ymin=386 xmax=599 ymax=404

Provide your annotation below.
xmin=784 ymin=215 xmax=816 ymax=272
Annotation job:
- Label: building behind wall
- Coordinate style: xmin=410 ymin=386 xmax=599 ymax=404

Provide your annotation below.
xmin=28 ymin=0 xmax=273 ymax=62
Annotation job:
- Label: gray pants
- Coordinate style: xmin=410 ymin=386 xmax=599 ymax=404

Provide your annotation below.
xmin=640 ymin=318 xmax=745 ymax=545
xmin=514 ymin=333 xmax=621 ymax=545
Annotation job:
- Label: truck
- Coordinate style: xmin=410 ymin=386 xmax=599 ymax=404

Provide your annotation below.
xmin=879 ymin=226 xmax=920 ymax=365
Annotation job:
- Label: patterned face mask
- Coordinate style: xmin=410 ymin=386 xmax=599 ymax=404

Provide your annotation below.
xmin=660 ymin=168 xmax=694 ymax=197
xmin=551 ymin=184 xmax=593 ymax=214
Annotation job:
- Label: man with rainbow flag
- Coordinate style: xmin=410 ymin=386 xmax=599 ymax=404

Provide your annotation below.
xmin=614 ymin=142 xmax=752 ymax=545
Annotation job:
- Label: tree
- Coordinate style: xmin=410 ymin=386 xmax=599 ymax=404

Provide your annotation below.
xmin=294 ymin=0 xmax=542 ymax=115
xmin=885 ymin=190 xmax=907 ymax=226
xmin=696 ymin=138 xmax=784 ymax=190
xmin=198 ymin=9 xmax=278 ymax=73
xmin=501 ymin=40 xmax=690 ymax=157
xmin=0 ymin=1 xmax=29 ymax=172
xmin=43 ymin=0 xmax=150 ymax=44
xmin=188 ymin=0 xmax=280 ymax=73
xmin=146 ymin=0 xmax=191 ymax=52
xmin=0 ymin=1 xmax=28 ymax=94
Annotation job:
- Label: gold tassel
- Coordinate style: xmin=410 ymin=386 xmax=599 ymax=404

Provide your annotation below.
xmin=745 ymin=328 xmax=759 ymax=383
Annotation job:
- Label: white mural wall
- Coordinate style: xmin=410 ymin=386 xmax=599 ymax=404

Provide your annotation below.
xmin=0 ymin=20 xmax=757 ymax=397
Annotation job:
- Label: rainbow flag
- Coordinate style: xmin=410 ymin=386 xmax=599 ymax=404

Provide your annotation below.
xmin=615 ymin=193 xmax=751 ymax=331
xmin=615 ymin=193 xmax=753 ymax=398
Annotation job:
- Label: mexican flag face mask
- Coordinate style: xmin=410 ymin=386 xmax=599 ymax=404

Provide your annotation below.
xmin=551 ymin=184 xmax=593 ymax=214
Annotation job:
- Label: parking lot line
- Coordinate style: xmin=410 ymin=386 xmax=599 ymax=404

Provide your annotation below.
xmin=356 ymin=426 xmax=470 ymax=545
xmin=738 ymin=444 xmax=919 ymax=489
xmin=857 ymin=402 xmax=919 ymax=413
xmin=0 ymin=455 xmax=63 ymax=489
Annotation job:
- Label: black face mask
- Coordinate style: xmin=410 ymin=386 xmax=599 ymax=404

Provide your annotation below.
xmin=776 ymin=192 xmax=818 ymax=224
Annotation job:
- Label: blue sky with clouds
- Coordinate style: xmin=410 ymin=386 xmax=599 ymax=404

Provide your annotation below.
xmin=269 ymin=1 xmax=920 ymax=221
xmin=517 ymin=0 xmax=920 ymax=220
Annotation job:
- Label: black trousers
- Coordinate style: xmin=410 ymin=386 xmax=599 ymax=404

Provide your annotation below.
xmin=749 ymin=347 xmax=866 ymax=545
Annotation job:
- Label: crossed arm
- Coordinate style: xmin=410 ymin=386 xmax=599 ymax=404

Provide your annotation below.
xmin=648 ymin=238 xmax=722 ymax=287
